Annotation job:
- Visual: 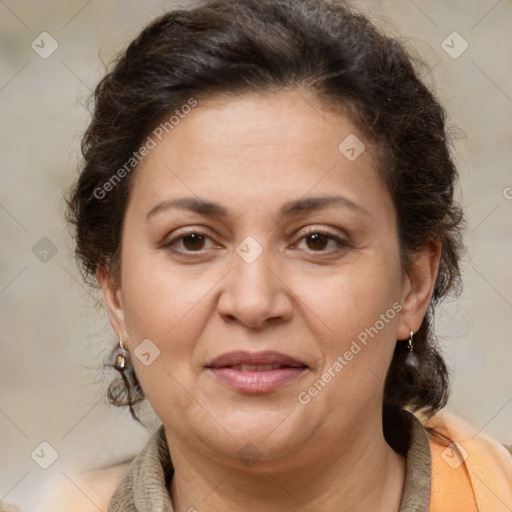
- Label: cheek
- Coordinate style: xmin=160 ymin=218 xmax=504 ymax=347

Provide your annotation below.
xmin=296 ymin=246 xmax=403 ymax=386
xmin=303 ymin=250 xmax=401 ymax=333
xmin=118 ymin=250 xmax=225 ymax=405
xmin=119 ymin=257 xmax=211 ymax=417
xmin=120 ymin=245 xmax=206 ymax=340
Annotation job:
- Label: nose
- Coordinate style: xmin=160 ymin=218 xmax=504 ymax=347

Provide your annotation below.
xmin=217 ymin=239 xmax=293 ymax=329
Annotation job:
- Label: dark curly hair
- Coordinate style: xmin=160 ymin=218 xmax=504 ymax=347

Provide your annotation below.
xmin=66 ymin=0 xmax=464 ymax=436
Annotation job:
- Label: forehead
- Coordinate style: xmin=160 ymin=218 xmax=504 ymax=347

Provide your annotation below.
xmin=127 ymin=89 xmax=392 ymax=221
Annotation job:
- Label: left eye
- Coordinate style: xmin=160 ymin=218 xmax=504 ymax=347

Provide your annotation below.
xmin=294 ymin=231 xmax=347 ymax=252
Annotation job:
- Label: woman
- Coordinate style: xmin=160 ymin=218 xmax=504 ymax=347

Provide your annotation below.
xmin=45 ymin=0 xmax=512 ymax=510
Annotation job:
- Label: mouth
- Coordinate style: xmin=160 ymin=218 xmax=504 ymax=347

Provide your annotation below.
xmin=206 ymin=351 xmax=308 ymax=393
xmin=227 ymin=363 xmax=297 ymax=371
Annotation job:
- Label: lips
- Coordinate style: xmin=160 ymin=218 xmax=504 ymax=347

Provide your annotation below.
xmin=230 ymin=364 xmax=287 ymax=371
xmin=207 ymin=350 xmax=307 ymax=369
xmin=206 ymin=351 xmax=308 ymax=393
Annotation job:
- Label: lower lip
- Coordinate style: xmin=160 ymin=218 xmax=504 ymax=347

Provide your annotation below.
xmin=208 ymin=367 xmax=307 ymax=393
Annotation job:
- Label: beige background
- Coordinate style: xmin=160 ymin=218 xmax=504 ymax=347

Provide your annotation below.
xmin=1 ymin=1 xmax=511 ymax=510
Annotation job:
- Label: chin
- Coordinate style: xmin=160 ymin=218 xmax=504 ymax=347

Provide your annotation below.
xmin=199 ymin=407 xmax=311 ymax=464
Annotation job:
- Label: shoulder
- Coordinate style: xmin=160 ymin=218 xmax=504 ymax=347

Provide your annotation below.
xmin=420 ymin=410 xmax=512 ymax=511
xmin=422 ymin=409 xmax=512 ymax=468
xmin=39 ymin=460 xmax=132 ymax=512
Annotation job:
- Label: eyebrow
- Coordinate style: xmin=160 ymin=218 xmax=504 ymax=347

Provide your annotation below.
xmin=146 ymin=194 xmax=370 ymax=221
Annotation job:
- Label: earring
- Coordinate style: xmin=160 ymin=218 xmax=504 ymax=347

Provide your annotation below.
xmin=114 ymin=340 xmax=130 ymax=371
xmin=407 ymin=331 xmax=414 ymax=352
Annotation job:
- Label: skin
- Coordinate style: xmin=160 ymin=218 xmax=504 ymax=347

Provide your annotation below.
xmin=98 ymin=88 xmax=441 ymax=512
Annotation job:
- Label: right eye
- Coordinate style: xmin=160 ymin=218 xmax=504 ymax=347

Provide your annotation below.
xmin=163 ymin=230 xmax=217 ymax=253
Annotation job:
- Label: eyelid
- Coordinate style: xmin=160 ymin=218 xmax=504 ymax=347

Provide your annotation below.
xmin=162 ymin=225 xmax=350 ymax=255
xmin=297 ymin=225 xmax=348 ymax=240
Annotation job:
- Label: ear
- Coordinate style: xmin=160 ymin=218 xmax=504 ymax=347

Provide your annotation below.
xmin=96 ymin=264 xmax=129 ymax=342
xmin=397 ymin=240 xmax=442 ymax=340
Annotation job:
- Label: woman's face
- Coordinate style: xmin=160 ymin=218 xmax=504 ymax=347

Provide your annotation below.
xmin=100 ymin=89 xmax=437 ymax=469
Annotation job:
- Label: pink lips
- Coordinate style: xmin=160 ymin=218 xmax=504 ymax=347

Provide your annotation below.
xmin=206 ymin=351 xmax=308 ymax=393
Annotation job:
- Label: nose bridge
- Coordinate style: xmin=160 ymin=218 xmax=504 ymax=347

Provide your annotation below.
xmin=218 ymin=233 xmax=289 ymax=326
xmin=233 ymin=234 xmax=276 ymax=300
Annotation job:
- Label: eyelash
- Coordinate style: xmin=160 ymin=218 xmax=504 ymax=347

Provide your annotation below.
xmin=162 ymin=227 xmax=349 ymax=255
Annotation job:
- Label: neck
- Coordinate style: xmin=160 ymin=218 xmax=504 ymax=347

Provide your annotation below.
xmin=166 ymin=414 xmax=406 ymax=512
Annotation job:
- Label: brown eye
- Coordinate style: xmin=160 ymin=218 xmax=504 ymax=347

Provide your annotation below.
xmin=296 ymin=229 xmax=348 ymax=253
xmin=163 ymin=230 xmax=215 ymax=253
xmin=305 ymin=233 xmax=330 ymax=251
xmin=181 ymin=233 xmax=206 ymax=251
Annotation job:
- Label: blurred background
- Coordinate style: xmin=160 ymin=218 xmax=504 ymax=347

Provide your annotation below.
xmin=1 ymin=0 xmax=511 ymax=510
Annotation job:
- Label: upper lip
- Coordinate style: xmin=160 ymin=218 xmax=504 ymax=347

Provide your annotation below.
xmin=206 ymin=351 xmax=308 ymax=368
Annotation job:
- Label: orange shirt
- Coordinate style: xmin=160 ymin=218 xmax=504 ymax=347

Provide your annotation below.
xmin=425 ymin=410 xmax=512 ymax=511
